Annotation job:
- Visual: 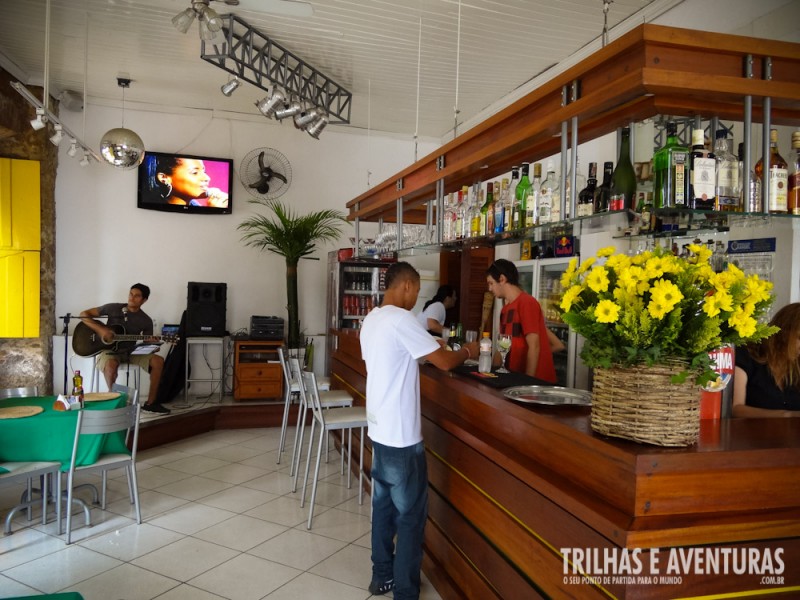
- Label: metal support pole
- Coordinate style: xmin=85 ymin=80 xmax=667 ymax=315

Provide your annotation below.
xmin=436 ymin=178 xmax=444 ymax=244
xmin=396 ymin=198 xmax=403 ymax=251
xmin=761 ymin=56 xmax=773 ymax=213
xmin=743 ymin=54 xmax=754 ymax=212
xmin=354 ymin=217 xmax=360 ymax=256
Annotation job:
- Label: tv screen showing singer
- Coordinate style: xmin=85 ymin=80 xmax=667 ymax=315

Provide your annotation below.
xmin=137 ymin=151 xmax=233 ymax=215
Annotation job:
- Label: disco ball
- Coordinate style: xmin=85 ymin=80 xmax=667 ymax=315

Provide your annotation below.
xmin=99 ymin=127 xmax=145 ymax=169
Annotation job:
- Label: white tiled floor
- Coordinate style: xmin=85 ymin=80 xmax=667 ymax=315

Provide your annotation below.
xmin=0 ymin=423 xmax=443 ymax=600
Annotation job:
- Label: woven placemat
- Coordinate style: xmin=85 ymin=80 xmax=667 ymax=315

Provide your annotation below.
xmin=84 ymin=392 xmax=122 ymax=402
xmin=0 ymin=405 xmax=44 ymax=419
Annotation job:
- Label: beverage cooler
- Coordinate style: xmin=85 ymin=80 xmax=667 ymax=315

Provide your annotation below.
xmin=325 ymin=252 xmax=393 ymax=374
xmin=511 ymin=257 xmax=589 ymax=390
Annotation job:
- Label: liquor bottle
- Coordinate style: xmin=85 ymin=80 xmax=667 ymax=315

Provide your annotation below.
xmin=637 ymin=192 xmax=654 ymax=233
xmin=505 ymin=167 xmax=520 ymax=232
xmin=714 ymin=129 xmax=739 ymax=212
xmin=71 ymin=370 xmax=84 ymax=403
xmin=689 ymin=128 xmax=716 ymax=210
xmin=653 ymin=121 xmax=689 ymax=208
xmin=565 ymin=157 xmax=586 ymax=219
xmin=577 ymin=162 xmax=597 ymax=217
xmin=610 ymin=127 xmax=636 ymax=211
xmin=755 ymin=128 xmax=788 ymax=214
xmin=594 ymin=161 xmax=614 ymax=213
xmin=790 ymin=131 xmax=800 ymax=215
xmin=712 ymin=240 xmax=727 ymax=273
xmin=454 ymin=189 xmax=464 ymax=240
xmin=442 ymin=193 xmax=455 ymax=241
xmin=539 ymin=161 xmax=559 ymax=224
xmin=460 ymin=185 xmax=471 ymax=238
xmin=739 ymin=142 xmax=761 ymax=213
xmin=525 ymin=163 xmax=542 ymax=227
xmin=495 ymin=178 xmax=508 ymax=233
xmin=470 ymin=185 xmax=482 ymax=237
xmin=478 ymin=332 xmax=493 ymax=373
xmin=512 ymin=163 xmax=531 ymax=230
xmin=481 ymin=182 xmax=493 ymax=235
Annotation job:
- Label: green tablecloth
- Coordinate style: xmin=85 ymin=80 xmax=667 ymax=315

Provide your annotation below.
xmin=0 ymin=395 xmax=129 ymax=472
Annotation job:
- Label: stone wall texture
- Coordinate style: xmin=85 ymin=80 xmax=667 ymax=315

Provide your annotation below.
xmin=0 ymin=67 xmax=57 ymax=393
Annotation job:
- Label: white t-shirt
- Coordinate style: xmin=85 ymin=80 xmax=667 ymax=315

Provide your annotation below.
xmin=361 ymin=305 xmax=440 ymax=448
xmin=416 ymin=301 xmax=446 ymax=331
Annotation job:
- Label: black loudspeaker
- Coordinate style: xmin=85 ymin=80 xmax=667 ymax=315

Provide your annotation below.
xmin=186 ymin=282 xmax=227 ymax=337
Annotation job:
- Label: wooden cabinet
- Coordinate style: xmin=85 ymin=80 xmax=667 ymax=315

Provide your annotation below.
xmin=233 ymin=340 xmax=283 ymax=401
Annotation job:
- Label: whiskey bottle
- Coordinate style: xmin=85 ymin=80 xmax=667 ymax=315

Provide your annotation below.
xmin=739 ymin=142 xmax=761 ymax=213
xmin=790 ymin=131 xmax=800 ymax=216
xmin=714 ymin=130 xmax=739 ymax=211
xmin=755 ymin=128 xmax=788 ymax=214
xmin=689 ymin=128 xmax=716 ymax=210
xmin=610 ymin=127 xmax=636 ymax=211
xmin=577 ymin=162 xmax=597 ymax=217
xmin=654 ymin=121 xmax=689 ymax=208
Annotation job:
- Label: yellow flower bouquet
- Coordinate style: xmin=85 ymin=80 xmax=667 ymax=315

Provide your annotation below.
xmin=559 ymin=244 xmax=778 ymax=386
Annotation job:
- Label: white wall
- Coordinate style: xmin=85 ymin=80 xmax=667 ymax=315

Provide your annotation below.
xmin=53 ymin=103 xmax=438 ymax=392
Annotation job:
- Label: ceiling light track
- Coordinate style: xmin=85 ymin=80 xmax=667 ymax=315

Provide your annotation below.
xmin=200 ymin=14 xmax=352 ymax=125
xmin=10 ymin=81 xmax=101 ymax=163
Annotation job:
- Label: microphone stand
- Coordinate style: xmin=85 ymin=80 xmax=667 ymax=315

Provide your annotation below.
xmin=59 ymin=313 xmax=72 ymax=394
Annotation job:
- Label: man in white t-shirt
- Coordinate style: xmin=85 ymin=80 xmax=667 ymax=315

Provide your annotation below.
xmin=360 ymin=262 xmax=479 ymax=599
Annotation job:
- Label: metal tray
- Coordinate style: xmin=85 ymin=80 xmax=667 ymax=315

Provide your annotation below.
xmin=503 ymin=385 xmax=592 ymax=406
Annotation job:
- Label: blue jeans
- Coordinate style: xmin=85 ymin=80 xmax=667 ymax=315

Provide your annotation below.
xmin=371 ymin=440 xmax=428 ymax=600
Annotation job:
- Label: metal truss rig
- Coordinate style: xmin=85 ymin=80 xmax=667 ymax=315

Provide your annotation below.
xmin=201 ymin=14 xmax=352 ymax=124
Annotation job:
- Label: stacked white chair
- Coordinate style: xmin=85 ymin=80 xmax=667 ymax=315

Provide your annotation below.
xmin=299 ymin=370 xmax=368 ymax=529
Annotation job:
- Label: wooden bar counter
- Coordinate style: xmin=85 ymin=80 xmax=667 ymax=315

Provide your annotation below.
xmin=330 ymin=328 xmax=800 ymax=599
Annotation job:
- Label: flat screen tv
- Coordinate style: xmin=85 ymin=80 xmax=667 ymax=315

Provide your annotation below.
xmin=137 ymin=151 xmax=233 ymax=215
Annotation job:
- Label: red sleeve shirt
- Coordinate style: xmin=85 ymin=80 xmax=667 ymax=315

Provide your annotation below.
xmin=499 ymin=292 xmax=556 ymax=383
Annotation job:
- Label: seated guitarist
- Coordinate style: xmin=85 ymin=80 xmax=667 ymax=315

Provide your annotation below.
xmin=79 ymin=283 xmax=170 ymax=414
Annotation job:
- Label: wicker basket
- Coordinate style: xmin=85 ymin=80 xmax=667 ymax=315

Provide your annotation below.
xmin=591 ymin=363 xmax=701 ymax=447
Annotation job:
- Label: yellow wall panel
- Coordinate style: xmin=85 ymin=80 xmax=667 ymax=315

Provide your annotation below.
xmin=0 ymin=250 xmax=40 ymax=338
xmin=0 ymin=158 xmax=41 ymax=251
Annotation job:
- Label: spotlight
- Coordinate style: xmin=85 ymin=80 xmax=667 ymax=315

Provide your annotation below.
xmin=255 ymin=88 xmax=286 ymax=118
xmin=30 ymin=107 xmax=48 ymax=130
xmin=294 ymin=105 xmax=321 ymax=131
xmin=274 ymin=99 xmax=302 ymax=120
xmin=79 ymin=151 xmax=90 ymax=167
xmin=172 ymin=7 xmax=196 ymax=33
xmin=49 ymin=124 xmax=64 ymax=146
xmin=67 ymin=139 xmax=78 ymax=157
xmin=220 ymin=77 xmax=241 ymax=97
xmin=306 ymin=111 xmax=329 ymax=139
xmin=197 ymin=6 xmax=222 ymax=40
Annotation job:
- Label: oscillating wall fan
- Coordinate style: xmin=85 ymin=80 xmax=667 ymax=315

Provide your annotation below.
xmin=240 ymin=148 xmax=292 ymax=200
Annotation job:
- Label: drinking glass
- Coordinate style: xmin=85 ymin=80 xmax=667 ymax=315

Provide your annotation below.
xmin=496 ymin=333 xmax=512 ymax=373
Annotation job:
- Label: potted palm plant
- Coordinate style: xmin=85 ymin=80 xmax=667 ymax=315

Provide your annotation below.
xmin=239 ymin=198 xmax=348 ymax=351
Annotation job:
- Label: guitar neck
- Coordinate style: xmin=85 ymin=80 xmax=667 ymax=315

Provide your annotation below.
xmin=113 ymin=334 xmax=163 ymax=342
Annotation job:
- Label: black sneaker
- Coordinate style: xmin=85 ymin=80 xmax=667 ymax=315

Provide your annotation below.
xmin=368 ymin=578 xmax=394 ymax=595
xmin=142 ymin=403 xmax=170 ymax=414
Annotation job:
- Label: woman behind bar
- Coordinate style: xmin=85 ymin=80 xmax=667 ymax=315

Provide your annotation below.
xmin=415 ymin=285 xmax=457 ymax=335
xmin=733 ymin=302 xmax=800 ymax=417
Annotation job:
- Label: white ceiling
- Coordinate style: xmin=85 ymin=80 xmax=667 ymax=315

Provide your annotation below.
xmin=0 ymin=0 xmax=666 ymax=140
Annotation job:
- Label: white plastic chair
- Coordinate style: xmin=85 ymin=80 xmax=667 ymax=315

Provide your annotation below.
xmin=299 ymin=370 xmax=368 ymax=529
xmin=288 ymin=358 xmax=353 ymax=489
xmin=57 ymin=402 xmax=142 ymax=544
xmin=276 ymin=347 xmax=331 ymax=465
xmin=112 ymin=383 xmax=140 ymax=405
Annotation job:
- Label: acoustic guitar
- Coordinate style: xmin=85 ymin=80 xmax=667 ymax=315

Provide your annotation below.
xmin=72 ymin=321 xmax=179 ymax=357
